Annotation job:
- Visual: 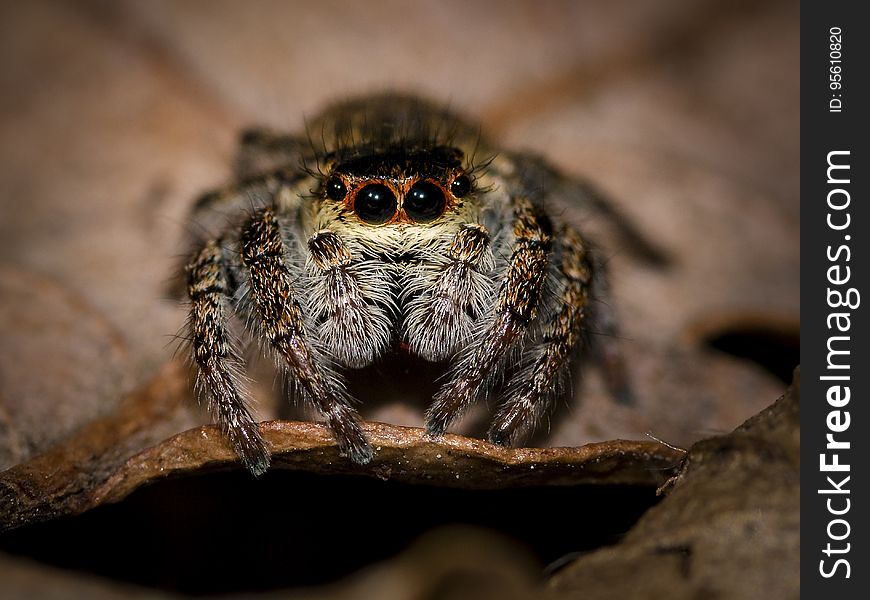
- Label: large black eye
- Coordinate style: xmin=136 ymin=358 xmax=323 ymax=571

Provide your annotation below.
xmin=354 ymin=183 xmax=397 ymax=224
xmin=405 ymin=180 xmax=446 ymax=223
xmin=450 ymin=174 xmax=471 ymax=198
xmin=326 ymin=176 xmax=347 ymax=200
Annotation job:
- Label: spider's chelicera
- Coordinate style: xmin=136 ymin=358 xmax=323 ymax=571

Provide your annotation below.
xmin=182 ymin=94 xmax=630 ymax=476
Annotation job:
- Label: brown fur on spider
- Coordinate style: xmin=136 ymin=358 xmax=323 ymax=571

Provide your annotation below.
xmin=182 ymin=93 xmax=634 ymax=476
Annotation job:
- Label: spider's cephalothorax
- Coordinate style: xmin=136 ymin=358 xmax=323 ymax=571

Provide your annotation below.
xmin=183 ymin=94 xmax=630 ymax=476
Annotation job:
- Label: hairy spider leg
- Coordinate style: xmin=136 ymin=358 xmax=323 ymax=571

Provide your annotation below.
xmin=584 ymin=250 xmax=634 ymax=406
xmin=240 ymin=208 xmax=373 ymax=464
xmin=424 ymin=197 xmax=551 ymax=436
xmin=487 ymin=224 xmax=594 ymax=445
xmin=234 ymin=128 xmax=313 ymax=179
xmin=186 ymin=240 xmax=271 ymax=476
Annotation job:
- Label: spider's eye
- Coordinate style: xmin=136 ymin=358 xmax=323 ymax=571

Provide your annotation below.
xmin=354 ymin=183 xmax=397 ymax=224
xmin=405 ymin=180 xmax=446 ymax=223
xmin=326 ymin=176 xmax=347 ymax=200
xmin=450 ymin=174 xmax=471 ymax=198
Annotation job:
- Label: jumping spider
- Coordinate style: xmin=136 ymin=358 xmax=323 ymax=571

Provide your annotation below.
xmin=183 ymin=94 xmax=631 ymax=476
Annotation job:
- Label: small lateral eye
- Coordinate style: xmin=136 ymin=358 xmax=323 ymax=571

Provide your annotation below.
xmin=355 ymin=183 xmax=397 ymax=224
xmin=450 ymin=174 xmax=471 ymax=198
xmin=405 ymin=180 xmax=446 ymax=223
xmin=326 ymin=176 xmax=347 ymax=200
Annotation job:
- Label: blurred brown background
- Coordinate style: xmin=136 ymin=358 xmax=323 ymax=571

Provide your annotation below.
xmin=0 ymin=0 xmax=798 ymax=596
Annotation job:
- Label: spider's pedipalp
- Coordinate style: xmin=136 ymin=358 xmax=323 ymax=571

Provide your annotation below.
xmin=305 ymin=230 xmax=393 ymax=369
xmin=240 ymin=207 xmax=372 ymax=464
xmin=403 ymin=223 xmax=496 ymax=361
xmin=186 ymin=240 xmax=271 ymax=476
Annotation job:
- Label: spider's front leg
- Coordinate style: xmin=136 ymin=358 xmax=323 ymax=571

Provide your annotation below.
xmin=187 ymin=241 xmax=271 ymax=476
xmin=424 ymin=198 xmax=551 ymax=436
xmin=240 ymin=208 xmax=373 ymax=464
xmin=487 ymin=224 xmax=594 ymax=445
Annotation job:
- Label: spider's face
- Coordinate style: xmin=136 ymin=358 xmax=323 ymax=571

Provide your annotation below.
xmin=321 ymin=146 xmax=473 ymax=226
